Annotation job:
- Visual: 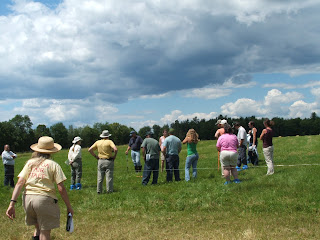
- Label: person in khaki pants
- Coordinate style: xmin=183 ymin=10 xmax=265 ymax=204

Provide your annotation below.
xmin=88 ymin=130 xmax=118 ymax=194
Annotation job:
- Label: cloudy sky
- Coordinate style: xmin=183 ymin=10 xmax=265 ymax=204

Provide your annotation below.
xmin=1 ymin=0 xmax=320 ymax=130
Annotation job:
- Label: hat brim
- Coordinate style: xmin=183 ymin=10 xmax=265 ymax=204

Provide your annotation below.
xmin=30 ymin=143 xmax=62 ymax=154
xmin=100 ymin=134 xmax=111 ymax=138
xmin=72 ymin=138 xmax=83 ymax=143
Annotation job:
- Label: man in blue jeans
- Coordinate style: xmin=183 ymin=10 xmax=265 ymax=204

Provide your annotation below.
xmin=162 ymin=128 xmax=181 ymax=182
xmin=125 ymin=131 xmax=143 ymax=172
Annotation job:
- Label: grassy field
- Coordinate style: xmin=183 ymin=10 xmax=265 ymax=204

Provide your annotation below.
xmin=1 ymin=135 xmax=320 ymax=239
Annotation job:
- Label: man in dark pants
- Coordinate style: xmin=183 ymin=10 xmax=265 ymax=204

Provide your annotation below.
xmin=1 ymin=145 xmax=17 ymax=187
xmin=162 ymin=128 xmax=182 ymax=182
xmin=233 ymin=122 xmax=248 ymax=171
xmin=141 ymin=131 xmax=160 ymax=185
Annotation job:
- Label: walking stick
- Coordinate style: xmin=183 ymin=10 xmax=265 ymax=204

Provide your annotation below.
xmin=126 ymin=154 xmax=128 ymax=172
xmin=217 ymin=151 xmax=220 ymax=172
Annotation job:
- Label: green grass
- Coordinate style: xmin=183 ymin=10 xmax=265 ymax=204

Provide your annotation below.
xmin=1 ymin=135 xmax=320 ymax=239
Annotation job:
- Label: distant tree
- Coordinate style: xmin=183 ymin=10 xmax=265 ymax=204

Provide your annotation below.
xmin=9 ymin=115 xmax=35 ymax=152
xmin=35 ymin=124 xmax=51 ymax=139
xmin=50 ymin=122 xmax=68 ymax=148
xmin=0 ymin=121 xmax=16 ymax=151
xmin=80 ymin=125 xmax=100 ymax=148
xmin=152 ymin=124 xmax=161 ymax=140
xmin=138 ymin=126 xmax=151 ymax=140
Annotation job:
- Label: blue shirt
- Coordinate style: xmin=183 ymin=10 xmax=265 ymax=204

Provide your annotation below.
xmin=163 ymin=135 xmax=181 ymax=155
xmin=2 ymin=151 xmax=17 ymax=165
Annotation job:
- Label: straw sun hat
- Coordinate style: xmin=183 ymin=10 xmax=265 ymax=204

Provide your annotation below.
xmin=30 ymin=136 xmax=62 ymax=154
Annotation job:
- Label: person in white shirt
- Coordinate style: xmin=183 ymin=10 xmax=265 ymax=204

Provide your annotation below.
xmin=2 ymin=145 xmax=17 ymax=187
xmin=233 ymin=122 xmax=248 ymax=171
xmin=68 ymin=137 xmax=83 ymax=190
xmin=159 ymin=129 xmax=168 ymax=172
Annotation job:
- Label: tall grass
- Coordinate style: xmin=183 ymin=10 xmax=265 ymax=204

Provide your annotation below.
xmin=0 ymin=135 xmax=320 ymax=239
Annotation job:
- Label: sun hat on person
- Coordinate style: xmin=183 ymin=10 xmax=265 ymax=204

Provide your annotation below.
xmin=220 ymin=119 xmax=227 ymax=125
xmin=100 ymin=130 xmax=112 ymax=138
xmin=72 ymin=136 xmax=83 ymax=144
xmin=215 ymin=119 xmax=222 ymax=125
xmin=30 ymin=136 xmax=62 ymax=154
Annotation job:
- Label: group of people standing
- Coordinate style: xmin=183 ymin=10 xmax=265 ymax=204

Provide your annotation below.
xmin=3 ymin=119 xmax=274 ymax=239
xmin=215 ymin=118 xmax=275 ymax=184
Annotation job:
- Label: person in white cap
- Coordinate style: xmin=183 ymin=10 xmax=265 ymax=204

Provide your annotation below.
xmin=68 ymin=136 xmax=83 ymax=190
xmin=6 ymin=136 xmax=73 ymax=240
xmin=88 ymin=130 xmax=118 ymax=194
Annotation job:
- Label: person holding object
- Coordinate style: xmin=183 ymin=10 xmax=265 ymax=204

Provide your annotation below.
xmin=159 ymin=129 xmax=168 ymax=172
xmin=260 ymin=118 xmax=275 ymax=175
xmin=88 ymin=130 xmax=118 ymax=194
xmin=216 ymin=124 xmax=241 ymax=185
xmin=183 ymin=129 xmax=199 ymax=182
xmin=2 ymin=144 xmax=17 ymax=187
xmin=125 ymin=131 xmax=143 ymax=172
xmin=68 ymin=136 xmax=83 ymax=190
xmin=6 ymin=136 xmax=73 ymax=240
xmin=162 ymin=128 xmax=182 ymax=182
xmin=141 ymin=131 xmax=161 ymax=185
xmin=248 ymin=121 xmax=259 ymax=166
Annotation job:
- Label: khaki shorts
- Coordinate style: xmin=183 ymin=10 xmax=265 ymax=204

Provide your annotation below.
xmin=220 ymin=151 xmax=238 ymax=167
xmin=23 ymin=194 xmax=60 ymax=230
xmin=160 ymin=152 xmax=165 ymax=161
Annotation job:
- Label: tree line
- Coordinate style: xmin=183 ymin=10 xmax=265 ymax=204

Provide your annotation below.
xmin=0 ymin=113 xmax=319 ymax=152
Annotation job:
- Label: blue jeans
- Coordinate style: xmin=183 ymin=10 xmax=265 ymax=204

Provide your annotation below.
xmin=166 ymin=154 xmax=181 ymax=182
xmin=237 ymin=145 xmax=247 ymax=167
xmin=185 ymin=153 xmax=199 ymax=181
xmin=131 ymin=150 xmax=141 ymax=167
xmin=142 ymin=158 xmax=159 ymax=185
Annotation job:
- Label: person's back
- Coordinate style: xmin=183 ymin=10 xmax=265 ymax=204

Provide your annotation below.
xmin=94 ymin=139 xmax=115 ymax=159
xmin=164 ymin=135 xmax=181 ymax=155
xmin=262 ymin=129 xmax=273 ymax=148
xmin=217 ymin=133 xmax=238 ymax=152
xmin=143 ymin=138 xmax=160 ymax=159
xmin=20 ymin=158 xmax=65 ymax=200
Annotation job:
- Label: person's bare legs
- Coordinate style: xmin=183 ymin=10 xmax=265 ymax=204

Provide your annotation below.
xmin=33 ymin=224 xmax=40 ymax=237
xmin=224 ymin=166 xmax=231 ymax=181
xmin=230 ymin=166 xmax=238 ymax=180
xmin=40 ymin=230 xmax=51 ymax=240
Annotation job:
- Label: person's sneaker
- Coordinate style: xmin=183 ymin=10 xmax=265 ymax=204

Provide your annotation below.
xmin=236 ymin=166 xmax=242 ymax=171
xmin=70 ymin=185 xmax=75 ymax=190
xmin=75 ymin=183 xmax=82 ymax=190
xmin=224 ymin=181 xmax=231 ymax=185
xmin=242 ymin=165 xmax=248 ymax=170
xmin=233 ymin=179 xmax=241 ymax=183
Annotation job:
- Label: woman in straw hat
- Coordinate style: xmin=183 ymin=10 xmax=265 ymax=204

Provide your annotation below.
xmin=68 ymin=136 xmax=83 ymax=190
xmin=6 ymin=136 xmax=73 ymax=240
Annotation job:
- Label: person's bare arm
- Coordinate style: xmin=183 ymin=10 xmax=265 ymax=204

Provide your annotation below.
xmin=6 ymin=177 xmax=26 ymax=220
xmin=57 ymin=182 xmax=73 ymax=216
xmin=88 ymin=147 xmax=99 ymax=160
xmin=162 ymin=146 xmax=167 ymax=156
xmin=260 ymin=129 xmax=267 ymax=140
xmin=125 ymin=146 xmax=131 ymax=155
xmin=112 ymin=146 xmax=118 ymax=160
xmin=253 ymin=128 xmax=257 ymax=146
xmin=182 ymin=136 xmax=189 ymax=144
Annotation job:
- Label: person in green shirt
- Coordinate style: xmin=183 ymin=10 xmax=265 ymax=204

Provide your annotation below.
xmin=182 ymin=129 xmax=199 ymax=181
xmin=141 ymin=131 xmax=161 ymax=185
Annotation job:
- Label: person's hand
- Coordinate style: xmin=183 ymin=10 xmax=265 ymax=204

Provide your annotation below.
xmin=69 ymin=161 xmax=73 ymax=165
xmin=125 ymin=150 xmax=128 ymax=155
xmin=6 ymin=205 xmax=15 ymax=220
xmin=67 ymin=207 xmax=74 ymax=217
